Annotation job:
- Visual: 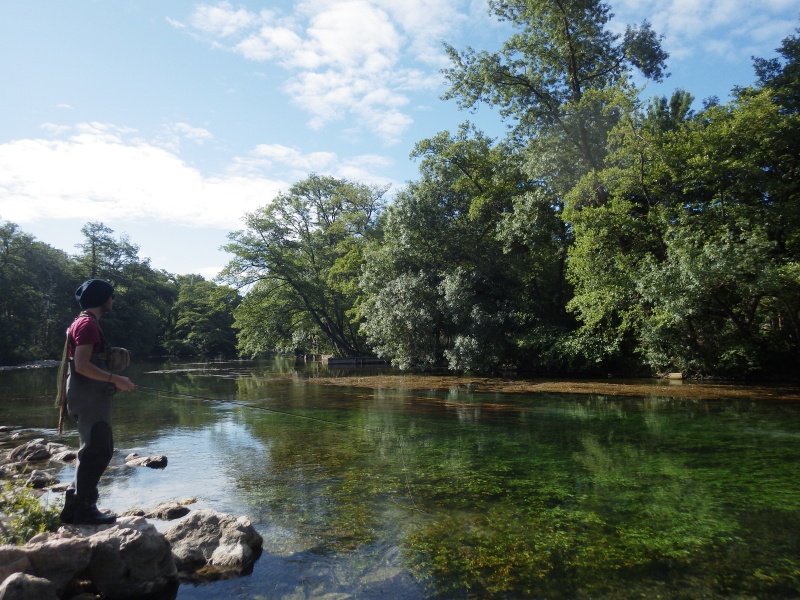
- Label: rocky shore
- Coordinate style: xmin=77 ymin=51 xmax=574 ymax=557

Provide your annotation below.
xmin=0 ymin=427 xmax=263 ymax=599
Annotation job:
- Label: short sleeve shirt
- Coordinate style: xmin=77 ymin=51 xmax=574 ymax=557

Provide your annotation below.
xmin=68 ymin=315 xmax=103 ymax=359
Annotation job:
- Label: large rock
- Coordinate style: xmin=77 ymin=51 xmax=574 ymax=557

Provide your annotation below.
xmin=82 ymin=517 xmax=178 ymax=598
xmin=7 ymin=440 xmax=50 ymax=463
xmin=164 ymin=509 xmax=263 ymax=581
xmin=0 ymin=572 xmax=58 ymax=600
xmin=122 ymin=501 xmax=191 ymax=521
xmin=24 ymin=470 xmax=58 ymax=489
xmin=1 ymin=517 xmax=178 ymax=599
xmin=0 ymin=537 xmax=90 ymax=597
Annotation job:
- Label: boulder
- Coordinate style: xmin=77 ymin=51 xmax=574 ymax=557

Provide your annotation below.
xmin=24 ymin=470 xmax=58 ymax=489
xmin=82 ymin=517 xmax=178 ymax=598
xmin=7 ymin=440 xmax=50 ymax=463
xmin=20 ymin=536 xmax=92 ymax=594
xmin=49 ymin=450 xmax=77 ymax=463
xmin=124 ymin=453 xmax=168 ymax=469
xmin=121 ymin=501 xmax=190 ymax=521
xmin=0 ymin=572 xmax=58 ymax=600
xmin=164 ymin=509 xmax=263 ymax=581
xmin=1 ymin=517 xmax=178 ymax=599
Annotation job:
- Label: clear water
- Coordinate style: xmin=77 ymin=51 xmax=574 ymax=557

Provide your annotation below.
xmin=2 ymin=359 xmax=799 ymax=599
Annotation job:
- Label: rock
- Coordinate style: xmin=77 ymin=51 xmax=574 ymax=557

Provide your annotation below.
xmin=49 ymin=450 xmax=77 ymax=463
xmin=124 ymin=453 xmax=168 ymax=469
xmin=82 ymin=516 xmax=178 ymax=598
xmin=0 ymin=517 xmax=179 ymax=599
xmin=7 ymin=440 xmax=50 ymax=462
xmin=147 ymin=502 xmax=191 ymax=521
xmin=23 ymin=470 xmax=57 ymax=489
xmin=0 ymin=572 xmax=58 ymax=600
xmin=0 ymin=548 xmax=32 ymax=587
xmin=164 ymin=509 xmax=263 ymax=581
xmin=120 ymin=501 xmax=190 ymax=521
xmin=0 ymin=463 xmax=29 ymax=477
xmin=21 ymin=536 xmax=92 ymax=594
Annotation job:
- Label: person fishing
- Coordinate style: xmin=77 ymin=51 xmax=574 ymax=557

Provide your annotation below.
xmin=57 ymin=279 xmax=135 ymax=525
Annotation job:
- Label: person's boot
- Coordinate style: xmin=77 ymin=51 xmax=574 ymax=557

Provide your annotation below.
xmin=60 ymin=489 xmax=77 ymax=524
xmin=72 ymin=501 xmax=116 ymax=525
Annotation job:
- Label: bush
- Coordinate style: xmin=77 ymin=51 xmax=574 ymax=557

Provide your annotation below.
xmin=0 ymin=482 xmax=61 ymax=545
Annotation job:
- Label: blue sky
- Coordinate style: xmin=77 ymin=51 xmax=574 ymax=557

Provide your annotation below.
xmin=1 ymin=0 xmax=797 ymax=278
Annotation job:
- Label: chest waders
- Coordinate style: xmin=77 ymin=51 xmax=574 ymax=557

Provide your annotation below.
xmin=61 ymin=345 xmax=117 ymax=524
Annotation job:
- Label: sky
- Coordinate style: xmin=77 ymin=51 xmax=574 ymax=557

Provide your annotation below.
xmin=1 ymin=0 xmax=798 ymax=279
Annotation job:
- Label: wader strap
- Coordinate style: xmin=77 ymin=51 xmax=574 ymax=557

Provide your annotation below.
xmin=55 ymin=334 xmax=70 ymax=436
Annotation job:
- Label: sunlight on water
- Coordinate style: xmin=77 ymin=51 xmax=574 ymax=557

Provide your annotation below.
xmin=2 ymin=359 xmax=800 ymax=599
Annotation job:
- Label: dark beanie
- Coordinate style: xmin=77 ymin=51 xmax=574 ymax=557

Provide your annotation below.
xmin=75 ymin=279 xmax=114 ymax=309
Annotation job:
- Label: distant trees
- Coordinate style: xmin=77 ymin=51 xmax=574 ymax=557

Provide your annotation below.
xmin=0 ymin=222 xmax=73 ymax=364
xmin=162 ymin=275 xmax=240 ymax=358
xmin=0 ymin=220 xmax=241 ymax=364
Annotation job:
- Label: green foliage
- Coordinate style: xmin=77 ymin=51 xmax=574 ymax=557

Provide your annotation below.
xmin=359 ymin=126 xmax=537 ymax=372
xmin=564 ymin=74 xmax=800 ymax=376
xmin=163 ymin=275 xmax=241 ymax=357
xmin=72 ymin=222 xmax=178 ymax=356
xmin=0 ymin=219 xmax=240 ymax=365
xmin=221 ymin=174 xmax=386 ymax=357
xmin=0 ymin=483 xmax=61 ymax=545
xmin=0 ymin=222 xmax=74 ymax=364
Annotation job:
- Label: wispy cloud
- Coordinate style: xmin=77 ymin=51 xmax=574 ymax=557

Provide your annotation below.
xmin=612 ymin=0 xmax=798 ymax=62
xmin=176 ymin=0 xmax=468 ymax=145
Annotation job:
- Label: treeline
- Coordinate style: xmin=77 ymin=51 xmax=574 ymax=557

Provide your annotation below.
xmin=0 ymin=222 xmax=240 ymax=365
xmin=221 ymin=4 xmax=800 ymax=379
xmin=4 ymin=2 xmax=799 ymax=379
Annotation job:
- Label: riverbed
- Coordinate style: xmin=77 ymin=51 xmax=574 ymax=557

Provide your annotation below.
xmin=2 ymin=358 xmax=799 ymax=599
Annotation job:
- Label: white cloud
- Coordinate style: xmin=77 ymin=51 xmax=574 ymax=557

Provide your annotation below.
xmin=0 ymin=123 xmax=286 ymax=230
xmin=612 ymin=0 xmax=798 ymax=62
xmin=182 ymin=0 xmax=471 ymax=144
xmin=0 ymin=122 xmax=398 ymax=231
xmin=174 ymin=122 xmax=214 ymax=144
xmin=188 ymin=1 xmax=257 ymax=37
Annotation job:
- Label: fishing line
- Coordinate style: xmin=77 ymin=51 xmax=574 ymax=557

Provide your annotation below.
xmin=136 ymin=384 xmax=428 ymax=514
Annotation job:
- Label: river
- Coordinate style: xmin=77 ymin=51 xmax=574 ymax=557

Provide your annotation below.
xmin=1 ymin=358 xmax=799 ymax=599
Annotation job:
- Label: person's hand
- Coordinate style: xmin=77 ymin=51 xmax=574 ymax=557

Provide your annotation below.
xmin=111 ymin=374 xmax=135 ymax=392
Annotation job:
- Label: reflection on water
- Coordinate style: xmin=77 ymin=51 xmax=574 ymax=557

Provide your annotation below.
xmin=2 ymin=358 xmax=800 ymax=599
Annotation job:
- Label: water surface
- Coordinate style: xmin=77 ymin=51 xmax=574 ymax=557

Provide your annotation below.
xmin=2 ymin=359 xmax=799 ymax=599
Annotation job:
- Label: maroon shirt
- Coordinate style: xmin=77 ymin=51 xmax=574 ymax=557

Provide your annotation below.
xmin=68 ymin=314 xmax=103 ymax=359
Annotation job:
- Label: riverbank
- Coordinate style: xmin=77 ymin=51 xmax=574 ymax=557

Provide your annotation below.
xmin=0 ymin=360 xmax=60 ymax=372
xmin=312 ymin=374 xmax=800 ymax=402
xmin=4 ymin=360 xmax=799 ymax=402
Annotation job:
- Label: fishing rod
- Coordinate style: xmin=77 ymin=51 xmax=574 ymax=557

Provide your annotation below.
xmin=135 ymin=384 xmax=427 ymax=514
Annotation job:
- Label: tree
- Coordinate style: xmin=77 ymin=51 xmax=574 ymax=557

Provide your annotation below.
xmin=434 ymin=0 xmax=668 ymax=371
xmin=360 ymin=125 xmax=565 ymax=372
xmin=72 ymin=222 xmax=175 ymax=355
xmin=221 ymin=174 xmax=386 ymax=357
xmin=0 ymin=222 xmax=73 ymax=364
xmin=162 ymin=275 xmax=241 ymax=358
xmin=564 ymin=35 xmax=800 ymax=377
xmin=443 ymin=0 xmax=667 ymax=175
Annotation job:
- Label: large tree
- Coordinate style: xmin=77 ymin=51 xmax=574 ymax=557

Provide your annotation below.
xmin=359 ymin=0 xmax=668 ymax=373
xmin=221 ymin=174 xmax=386 ymax=357
xmin=360 ymin=125 xmax=562 ymax=372
xmin=564 ymin=26 xmax=800 ymax=377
